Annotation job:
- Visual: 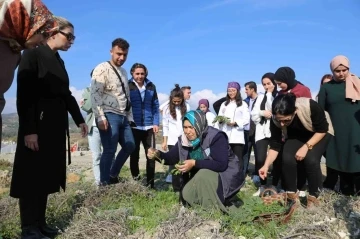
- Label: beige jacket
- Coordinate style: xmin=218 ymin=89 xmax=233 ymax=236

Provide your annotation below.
xmin=90 ymin=62 xmax=133 ymax=122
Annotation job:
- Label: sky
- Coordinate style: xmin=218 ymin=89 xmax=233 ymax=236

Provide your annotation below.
xmin=3 ymin=0 xmax=360 ymax=113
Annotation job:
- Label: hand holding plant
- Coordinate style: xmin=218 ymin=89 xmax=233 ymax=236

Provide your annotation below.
xmin=213 ymin=116 xmax=231 ymax=124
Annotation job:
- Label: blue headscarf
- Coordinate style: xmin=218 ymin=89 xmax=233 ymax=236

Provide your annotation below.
xmin=183 ymin=110 xmax=208 ymax=160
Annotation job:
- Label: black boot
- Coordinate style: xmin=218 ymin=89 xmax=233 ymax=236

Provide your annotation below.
xmin=20 ymin=197 xmax=49 ymax=239
xmin=109 ymin=176 xmax=120 ymax=184
xmin=21 ymin=226 xmax=50 ymax=239
xmin=38 ymin=223 xmax=58 ymax=238
xmin=37 ymin=194 xmax=58 ymax=238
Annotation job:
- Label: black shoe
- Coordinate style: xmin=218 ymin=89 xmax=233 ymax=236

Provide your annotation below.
xmin=39 ymin=223 xmax=58 ymax=237
xmin=21 ymin=226 xmax=50 ymax=239
xmin=109 ymin=176 xmax=120 ymax=185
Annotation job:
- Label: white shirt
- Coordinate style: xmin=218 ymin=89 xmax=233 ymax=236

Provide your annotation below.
xmin=214 ymin=100 xmax=250 ymax=144
xmin=251 ymin=92 xmax=274 ymax=142
xmin=162 ymin=104 xmax=190 ymax=146
xmin=205 ymin=111 xmax=216 ymax=127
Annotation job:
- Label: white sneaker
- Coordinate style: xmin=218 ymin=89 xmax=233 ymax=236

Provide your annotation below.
xmin=253 ymin=186 xmax=265 ymax=197
xmin=165 ymin=174 xmax=172 ymax=183
xmin=299 ymin=190 xmax=306 ymax=197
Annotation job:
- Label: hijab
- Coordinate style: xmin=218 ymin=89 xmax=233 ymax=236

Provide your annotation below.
xmin=274 ymin=67 xmax=299 ymax=90
xmin=260 ymin=72 xmax=277 ymax=125
xmin=198 ymin=99 xmax=210 ymax=113
xmin=182 ymin=110 xmax=208 ymax=160
xmin=0 ymin=0 xmax=57 ymax=49
xmin=330 ymin=55 xmax=360 ymax=102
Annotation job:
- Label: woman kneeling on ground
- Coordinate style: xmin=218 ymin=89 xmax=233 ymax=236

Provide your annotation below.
xmin=147 ymin=110 xmax=244 ymax=212
xmin=258 ymin=93 xmax=333 ymax=207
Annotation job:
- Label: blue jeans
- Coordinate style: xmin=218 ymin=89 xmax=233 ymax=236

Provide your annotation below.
xmin=88 ymin=126 xmax=102 ymax=185
xmin=98 ymin=113 xmax=135 ymax=184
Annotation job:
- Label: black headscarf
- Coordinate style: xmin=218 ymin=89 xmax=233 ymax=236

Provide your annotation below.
xmin=274 ymin=66 xmax=298 ymax=90
xmin=260 ymin=72 xmax=277 ymax=125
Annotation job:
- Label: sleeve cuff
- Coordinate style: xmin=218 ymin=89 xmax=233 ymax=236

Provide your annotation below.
xmin=97 ymin=116 xmax=106 ymax=122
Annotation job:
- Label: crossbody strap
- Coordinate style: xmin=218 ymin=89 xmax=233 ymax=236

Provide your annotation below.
xmin=107 ymin=61 xmax=129 ymax=102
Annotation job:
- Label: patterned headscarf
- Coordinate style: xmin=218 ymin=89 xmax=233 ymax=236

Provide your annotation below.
xmin=183 ymin=110 xmax=208 ymax=148
xmin=0 ymin=0 xmax=57 ymax=48
xmin=183 ymin=110 xmax=208 ymax=160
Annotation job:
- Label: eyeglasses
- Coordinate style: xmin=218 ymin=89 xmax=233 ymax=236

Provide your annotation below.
xmin=274 ymin=114 xmax=295 ymax=125
xmin=59 ymin=31 xmax=76 ymax=41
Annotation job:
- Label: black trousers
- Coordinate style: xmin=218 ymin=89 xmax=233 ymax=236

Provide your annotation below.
xmin=19 ymin=194 xmax=48 ymax=228
xmin=230 ymin=143 xmax=244 ymax=173
xmin=243 ymin=131 xmax=257 ymax=175
xmin=281 ymin=134 xmax=330 ymax=197
xmin=130 ymin=128 xmax=156 ymax=188
xmin=256 ymin=138 xmax=270 ymax=185
xmin=167 ymin=145 xmax=182 ymax=192
xmin=323 ymin=166 xmax=340 ymax=190
xmin=339 ymin=172 xmax=360 ymax=196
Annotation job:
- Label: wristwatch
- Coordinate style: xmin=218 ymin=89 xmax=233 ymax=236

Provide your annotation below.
xmin=306 ymin=143 xmax=313 ymax=150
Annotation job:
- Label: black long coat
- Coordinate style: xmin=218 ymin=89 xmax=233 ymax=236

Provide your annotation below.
xmin=10 ymin=44 xmax=84 ymax=198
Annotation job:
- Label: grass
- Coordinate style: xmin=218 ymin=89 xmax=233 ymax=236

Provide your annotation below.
xmin=1 ymin=161 xmax=360 ymax=239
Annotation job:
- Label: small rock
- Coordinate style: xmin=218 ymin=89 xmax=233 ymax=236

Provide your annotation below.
xmin=67 ymin=173 xmax=80 ymax=183
xmin=238 ymin=236 xmax=246 ymax=239
xmin=128 ymin=216 xmax=143 ymax=221
xmin=337 ymin=231 xmax=349 ymax=238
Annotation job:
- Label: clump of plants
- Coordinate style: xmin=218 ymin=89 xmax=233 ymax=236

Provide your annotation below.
xmin=212 ymin=116 xmax=231 ymax=124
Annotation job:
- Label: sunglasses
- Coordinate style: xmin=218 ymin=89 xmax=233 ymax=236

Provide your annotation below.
xmin=59 ymin=31 xmax=76 ymax=41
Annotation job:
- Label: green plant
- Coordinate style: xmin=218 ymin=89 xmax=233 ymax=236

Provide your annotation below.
xmin=212 ymin=116 xmax=231 ymax=124
xmin=170 ymin=162 xmax=185 ymax=175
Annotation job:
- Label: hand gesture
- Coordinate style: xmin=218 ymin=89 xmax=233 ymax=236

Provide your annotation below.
xmin=176 ymin=160 xmax=195 ymax=173
xmin=295 ymin=145 xmax=308 ymax=161
xmin=147 ymin=147 xmax=159 ymax=160
xmin=161 ymin=141 xmax=168 ymax=151
xmin=258 ymin=165 xmax=269 ymax=180
xmin=25 ymin=134 xmax=39 ymax=151
xmin=153 ymin=125 xmax=159 ymax=134
xmin=227 ymin=122 xmax=236 ymax=127
xmin=263 ymin=110 xmax=272 ymax=119
xmin=98 ymin=119 xmax=108 ymax=131
xmin=79 ymin=123 xmax=88 ymax=137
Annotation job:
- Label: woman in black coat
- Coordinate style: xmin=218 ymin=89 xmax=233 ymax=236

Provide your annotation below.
xmin=10 ymin=17 xmax=87 ymax=239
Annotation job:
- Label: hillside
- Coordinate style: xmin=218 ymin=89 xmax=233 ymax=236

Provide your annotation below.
xmin=2 ymin=113 xmax=164 ymax=148
xmin=2 ymin=113 xmax=82 ymax=142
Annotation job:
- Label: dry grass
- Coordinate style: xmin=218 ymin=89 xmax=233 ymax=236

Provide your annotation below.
xmin=59 ymin=207 xmax=128 ymax=239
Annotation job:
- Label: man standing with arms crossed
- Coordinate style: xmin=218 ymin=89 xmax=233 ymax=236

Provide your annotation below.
xmin=91 ymin=38 xmax=135 ymax=185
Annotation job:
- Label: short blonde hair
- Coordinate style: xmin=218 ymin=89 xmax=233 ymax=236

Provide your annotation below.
xmin=53 ymin=16 xmax=74 ymax=30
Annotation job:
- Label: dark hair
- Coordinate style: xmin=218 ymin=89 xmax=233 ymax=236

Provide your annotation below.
xmin=225 ymin=90 xmax=243 ymax=107
xmin=245 ymin=81 xmax=257 ymax=92
xmin=169 ymin=84 xmax=187 ymax=120
xmin=130 ymin=63 xmax=148 ymax=77
xmin=272 ymin=93 xmax=297 ymax=116
xmin=181 ymin=86 xmax=191 ymax=91
xmin=321 ymin=74 xmax=332 ymax=85
xmin=112 ymin=38 xmax=130 ymax=50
